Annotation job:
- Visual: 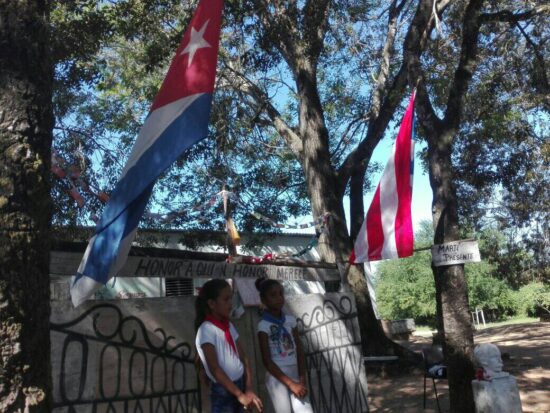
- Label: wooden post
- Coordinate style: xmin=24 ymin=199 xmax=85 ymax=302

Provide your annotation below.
xmin=222 ymin=186 xmax=238 ymax=256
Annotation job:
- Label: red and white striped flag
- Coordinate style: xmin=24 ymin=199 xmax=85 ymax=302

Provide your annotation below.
xmin=350 ymin=93 xmax=415 ymax=263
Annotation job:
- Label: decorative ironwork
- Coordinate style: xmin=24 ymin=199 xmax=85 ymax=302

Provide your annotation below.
xmin=297 ymin=296 xmax=369 ymax=413
xmin=50 ymin=303 xmax=201 ymax=412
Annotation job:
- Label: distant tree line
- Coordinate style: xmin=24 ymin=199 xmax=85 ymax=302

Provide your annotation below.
xmin=376 ymin=220 xmax=550 ymax=325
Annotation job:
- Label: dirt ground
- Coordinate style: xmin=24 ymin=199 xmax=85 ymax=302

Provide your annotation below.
xmin=366 ymin=322 xmax=550 ymax=412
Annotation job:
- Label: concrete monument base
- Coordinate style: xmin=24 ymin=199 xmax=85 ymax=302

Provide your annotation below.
xmin=472 ymin=376 xmax=523 ymax=413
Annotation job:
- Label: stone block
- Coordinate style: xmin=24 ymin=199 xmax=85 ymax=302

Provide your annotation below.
xmin=472 ymin=376 xmax=523 ymax=413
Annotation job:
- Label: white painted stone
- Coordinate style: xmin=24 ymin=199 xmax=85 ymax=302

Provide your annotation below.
xmin=472 ymin=376 xmax=523 ymax=413
xmin=472 ymin=343 xmax=523 ymax=413
xmin=474 ymin=343 xmax=506 ymax=380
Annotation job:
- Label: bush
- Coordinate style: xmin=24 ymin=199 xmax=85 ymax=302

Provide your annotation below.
xmin=375 ymin=251 xmax=437 ymax=326
xmin=466 ymin=262 xmax=516 ymax=320
xmin=513 ymin=282 xmax=550 ymax=317
xmin=375 ymin=255 xmax=519 ymax=325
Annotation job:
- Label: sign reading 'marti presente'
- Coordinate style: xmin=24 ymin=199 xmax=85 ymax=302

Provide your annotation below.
xmin=431 ymin=240 xmax=481 ymax=267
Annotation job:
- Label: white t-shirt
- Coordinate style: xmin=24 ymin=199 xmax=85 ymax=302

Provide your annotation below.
xmin=257 ymin=315 xmax=298 ymax=367
xmin=196 ymin=321 xmax=244 ymax=382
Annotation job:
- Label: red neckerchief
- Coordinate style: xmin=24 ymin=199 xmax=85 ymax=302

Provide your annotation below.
xmin=205 ymin=314 xmax=238 ymax=354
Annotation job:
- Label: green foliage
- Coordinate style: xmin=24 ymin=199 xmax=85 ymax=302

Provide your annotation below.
xmin=375 ymin=221 xmax=521 ymax=323
xmin=450 ymin=43 xmax=550 ymax=284
xmin=465 ymin=262 xmax=516 ymax=318
xmin=513 ymin=282 xmax=550 ymax=317
xmin=375 ymin=246 xmax=548 ymax=323
xmin=375 ymin=250 xmax=437 ymax=325
xmin=417 ymin=0 xmax=550 ymax=284
xmin=49 ymin=1 xmax=549 ymax=266
xmin=375 ymin=256 xmax=519 ymax=324
xmin=51 ymin=0 xmax=390 ymax=229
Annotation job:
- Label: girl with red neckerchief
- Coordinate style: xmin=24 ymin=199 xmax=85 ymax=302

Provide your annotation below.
xmin=195 ymin=279 xmax=263 ymax=413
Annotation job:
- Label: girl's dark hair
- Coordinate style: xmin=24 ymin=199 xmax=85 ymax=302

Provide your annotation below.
xmin=195 ymin=279 xmax=230 ymax=330
xmin=255 ymin=276 xmax=282 ymax=299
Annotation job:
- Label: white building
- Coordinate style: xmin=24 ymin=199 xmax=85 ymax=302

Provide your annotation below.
xmin=50 ymin=229 xmax=337 ymax=303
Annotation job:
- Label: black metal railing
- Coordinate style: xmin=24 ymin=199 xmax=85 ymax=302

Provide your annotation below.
xmin=51 ymin=303 xmax=201 ymax=413
xmin=297 ymin=296 xmax=369 ymax=413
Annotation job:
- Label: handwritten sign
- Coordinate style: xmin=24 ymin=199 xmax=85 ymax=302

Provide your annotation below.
xmin=50 ymin=251 xmax=340 ymax=281
xmin=234 ymin=278 xmax=262 ymax=307
xmin=431 ymin=240 xmax=481 ymax=267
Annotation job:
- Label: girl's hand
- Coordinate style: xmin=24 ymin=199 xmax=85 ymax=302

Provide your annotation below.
xmin=238 ymin=391 xmax=263 ymax=412
xmin=237 ymin=392 xmax=251 ymax=409
xmin=246 ymin=390 xmax=263 ymax=412
xmin=288 ymin=381 xmax=308 ymax=399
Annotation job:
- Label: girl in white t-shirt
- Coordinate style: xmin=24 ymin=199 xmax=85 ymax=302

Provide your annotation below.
xmin=255 ymin=277 xmax=313 ymax=413
xmin=195 ymin=279 xmax=263 ymax=413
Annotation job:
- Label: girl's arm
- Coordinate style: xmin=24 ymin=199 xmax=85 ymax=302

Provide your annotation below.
xmin=236 ymin=339 xmax=254 ymax=392
xmin=236 ymin=340 xmax=263 ymax=412
xmin=257 ymin=331 xmax=294 ymax=387
xmin=194 ymin=351 xmax=210 ymax=388
xmin=201 ymin=343 xmax=244 ymax=397
xmin=258 ymin=331 xmax=306 ymax=398
xmin=292 ymin=327 xmax=307 ymax=387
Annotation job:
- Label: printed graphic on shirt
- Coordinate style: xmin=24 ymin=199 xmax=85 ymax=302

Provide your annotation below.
xmin=269 ymin=324 xmax=295 ymax=358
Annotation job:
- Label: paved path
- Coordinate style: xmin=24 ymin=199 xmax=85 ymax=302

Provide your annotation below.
xmin=366 ymin=322 xmax=549 ymax=412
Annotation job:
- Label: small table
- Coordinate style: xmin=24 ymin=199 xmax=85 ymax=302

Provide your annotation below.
xmin=363 ymin=356 xmax=399 ymax=377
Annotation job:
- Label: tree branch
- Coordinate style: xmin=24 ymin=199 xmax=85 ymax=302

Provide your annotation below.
xmin=514 ymin=21 xmax=550 ymax=108
xmin=369 ymin=0 xmax=406 ymax=120
xmin=337 ymin=65 xmax=409 ymax=191
xmin=252 ymin=0 xmax=301 ymax=70
xmin=220 ymin=62 xmax=304 ymax=161
xmin=443 ymin=0 xmax=485 ymax=132
xmin=480 ymin=5 xmax=550 ymax=24
xmin=338 ymin=0 xmax=452 ymax=189
xmin=303 ymin=0 xmax=331 ymax=61
xmin=330 ymin=116 xmax=365 ymax=164
xmin=404 ymin=0 xmax=452 ymax=139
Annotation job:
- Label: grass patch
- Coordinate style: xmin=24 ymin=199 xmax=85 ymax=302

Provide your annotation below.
xmin=415 ymin=316 xmax=539 ymax=334
xmin=474 ymin=316 xmax=539 ymax=330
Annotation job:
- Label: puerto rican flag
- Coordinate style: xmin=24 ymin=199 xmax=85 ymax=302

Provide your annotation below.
xmin=350 ymin=93 xmax=415 ymax=263
xmin=71 ymin=0 xmax=224 ymax=306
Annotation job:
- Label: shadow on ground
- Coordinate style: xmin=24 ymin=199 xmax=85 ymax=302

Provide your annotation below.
xmin=366 ymin=322 xmax=549 ymax=413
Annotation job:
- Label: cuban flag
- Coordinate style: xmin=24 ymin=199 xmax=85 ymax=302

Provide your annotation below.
xmin=350 ymin=93 xmax=415 ymax=263
xmin=70 ymin=0 xmax=224 ymax=306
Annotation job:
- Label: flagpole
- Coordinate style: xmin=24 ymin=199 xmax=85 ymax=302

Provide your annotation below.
xmin=222 ymin=185 xmax=238 ymax=257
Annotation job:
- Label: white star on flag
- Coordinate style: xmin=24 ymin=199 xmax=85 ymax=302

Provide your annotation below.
xmin=181 ymin=19 xmax=211 ymax=66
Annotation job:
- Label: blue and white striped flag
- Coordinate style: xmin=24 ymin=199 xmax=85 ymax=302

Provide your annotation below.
xmin=71 ymin=0 xmax=224 ymax=306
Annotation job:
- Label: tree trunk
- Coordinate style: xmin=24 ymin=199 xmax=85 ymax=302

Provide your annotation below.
xmin=0 ymin=1 xmax=53 ymax=411
xmin=251 ymin=0 xmax=426 ymax=359
xmin=296 ymin=63 xmax=348 ymax=265
xmin=349 ymin=170 xmax=365 ymax=241
xmin=407 ymin=0 xmax=485 ymax=408
xmin=295 ymin=61 xmax=418 ymax=359
xmin=428 ymin=133 xmax=475 ymax=413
